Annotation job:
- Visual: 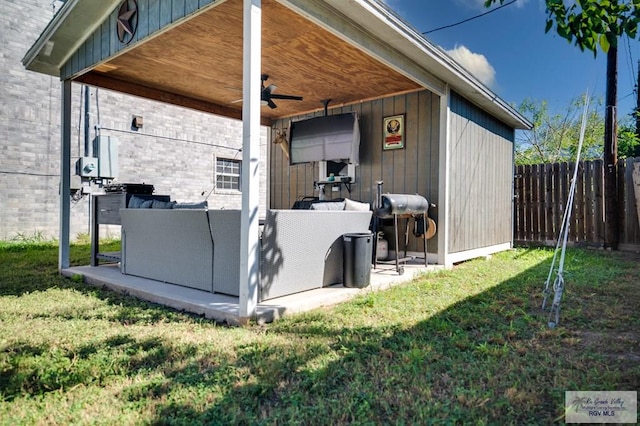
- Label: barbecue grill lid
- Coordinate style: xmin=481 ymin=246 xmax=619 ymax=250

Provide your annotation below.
xmin=376 ymin=193 xmax=430 ymax=217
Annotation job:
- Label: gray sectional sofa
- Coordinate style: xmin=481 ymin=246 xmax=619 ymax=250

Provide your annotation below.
xmin=120 ymin=209 xmax=240 ymax=294
xmin=119 ymin=208 xmax=372 ymax=301
xmin=259 ymin=209 xmax=372 ymax=300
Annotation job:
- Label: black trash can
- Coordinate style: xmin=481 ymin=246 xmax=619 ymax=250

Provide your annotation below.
xmin=343 ymin=232 xmax=373 ymax=288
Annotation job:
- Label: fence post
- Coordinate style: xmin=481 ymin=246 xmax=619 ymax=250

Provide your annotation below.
xmin=532 ymin=164 xmax=540 ymax=241
xmin=594 ymin=160 xmax=605 ymax=247
xmin=514 ymin=165 xmax=524 ymax=242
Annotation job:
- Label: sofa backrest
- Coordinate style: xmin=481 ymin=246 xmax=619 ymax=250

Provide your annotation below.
xmin=260 ymin=209 xmax=372 ymax=301
xmin=207 ymin=210 xmax=242 ymax=296
xmin=120 ymin=208 xmax=214 ymax=291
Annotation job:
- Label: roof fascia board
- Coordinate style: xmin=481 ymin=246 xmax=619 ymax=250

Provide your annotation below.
xmin=23 ymin=0 xmax=121 ymax=77
xmin=60 ymin=1 xmax=228 ymax=81
xmin=276 ymin=0 xmax=446 ymax=97
xmin=320 ymin=0 xmax=532 ymax=130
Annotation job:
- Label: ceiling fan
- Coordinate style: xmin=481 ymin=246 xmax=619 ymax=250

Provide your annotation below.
xmin=231 ymin=74 xmax=303 ymax=109
xmin=260 ymin=74 xmax=303 ymax=109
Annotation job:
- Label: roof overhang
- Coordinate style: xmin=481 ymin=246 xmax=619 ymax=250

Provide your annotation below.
xmin=23 ymin=0 xmax=532 ymax=130
xmin=23 ymin=0 xmax=121 ymax=77
xmin=317 ymin=0 xmax=531 ymax=129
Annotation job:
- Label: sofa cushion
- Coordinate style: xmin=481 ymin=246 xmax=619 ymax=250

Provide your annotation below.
xmin=151 ymin=199 xmax=176 ymax=209
xmin=173 ymin=201 xmax=208 ymax=209
xmin=128 ymin=195 xmax=148 ymax=208
xmin=311 ymin=201 xmax=345 ymax=211
xmin=344 ymin=198 xmax=370 ymax=211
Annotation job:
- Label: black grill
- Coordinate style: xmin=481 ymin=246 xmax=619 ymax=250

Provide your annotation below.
xmin=104 ymin=183 xmax=155 ymax=194
xmin=372 ymin=182 xmax=431 ymax=274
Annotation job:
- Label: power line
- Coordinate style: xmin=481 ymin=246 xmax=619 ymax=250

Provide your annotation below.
xmin=624 ymin=35 xmax=637 ymax=97
xmin=0 ymin=170 xmax=59 ymax=177
xmin=98 ymin=126 xmax=242 ymax=151
xmin=618 ymin=91 xmax=635 ymax=102
xmin=422 ymin=0 xmax=518 ymax=35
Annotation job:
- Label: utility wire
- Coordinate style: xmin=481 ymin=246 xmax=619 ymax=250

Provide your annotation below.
xmin=0 ymin=170 xmax=59 ymax=177
xmin=95 ymin=88 xmax=101 ymax=138
xmin=624 ymin=36 xmax=634 ymax=87
xmin=77 ymin=85 xmax=83 ymax=155
xmin=422 ymin=0 xmax=518 ymax=35
xmin=618 ymin=91 xmax=636 ymax=102
xmin=624 ymin=35 xmax=637 ymax=99
xmin=99 ymin=126 xmax=242 ymax=151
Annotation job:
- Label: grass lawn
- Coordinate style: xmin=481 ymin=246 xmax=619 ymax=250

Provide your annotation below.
xmin=0 ymin=242 xmax=638 ymax=425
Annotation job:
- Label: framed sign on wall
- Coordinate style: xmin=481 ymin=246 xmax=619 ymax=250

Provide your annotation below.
xmin=383 ymin=114 xmax=404 ymax=150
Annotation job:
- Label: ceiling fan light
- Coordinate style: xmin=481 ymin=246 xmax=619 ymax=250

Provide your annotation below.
xmin=260 ymin=99 xmax=268 ymax=106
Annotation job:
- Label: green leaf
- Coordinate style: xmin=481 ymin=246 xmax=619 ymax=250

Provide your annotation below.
xmin=625 ymin=18 xmax=639 ymax=37
xmin=557 ymin=24 xmax=568 ymax=38
xmin=545 ymin=19 xmax=553 ymax=33
xmin=599 ymin=34 xmax=610 ymax=52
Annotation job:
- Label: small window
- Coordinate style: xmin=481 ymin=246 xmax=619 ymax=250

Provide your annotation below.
xmin=216 ymin=158 xmax=241 ymax=191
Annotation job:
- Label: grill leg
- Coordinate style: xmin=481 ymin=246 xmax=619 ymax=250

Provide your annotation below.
xmin=373 ymin=217 xmax=379 ymax=269
xmin=404 ymin=217 xmax=409 ymax=259
xmin=422 ymin=212 xmax=428 ymax=267
xmin=394 ymin=214 xmax=400 ymax=274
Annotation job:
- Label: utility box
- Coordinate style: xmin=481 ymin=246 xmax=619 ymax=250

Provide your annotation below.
xmin=76 ymin=156 xmax=98 ymax=177
xmin=93 ymin=136 xmax=118 ymax=179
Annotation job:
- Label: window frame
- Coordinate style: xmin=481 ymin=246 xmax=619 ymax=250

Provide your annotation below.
xmin=215 ymin=156 xmax=242 ymax=193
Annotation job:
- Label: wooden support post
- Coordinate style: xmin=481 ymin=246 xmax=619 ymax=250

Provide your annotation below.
xmin=603 ymin=46 xmax=619 ymax=249
xmin=239 ymin=0 xmax=261 ymax=322
xmin=59 ymin=80 xmax=72 ymax=270
xmin=633 ymin=162 xmax=640 ymax=230
xmin=636 ymin=60 xmax=640 ymax=142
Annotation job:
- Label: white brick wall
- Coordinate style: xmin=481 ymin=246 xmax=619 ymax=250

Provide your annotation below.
xmin=0 ymin=0 xmax=268 ymax=241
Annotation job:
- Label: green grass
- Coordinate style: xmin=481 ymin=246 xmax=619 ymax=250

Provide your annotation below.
xmin=0 ymin=243 xmax=638 ymax=425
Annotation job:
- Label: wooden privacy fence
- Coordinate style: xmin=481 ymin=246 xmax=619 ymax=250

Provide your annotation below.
xmin=514 ymin=157 xmax=640 ymax=251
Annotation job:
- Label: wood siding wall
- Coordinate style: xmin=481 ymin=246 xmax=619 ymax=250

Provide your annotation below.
xmin=61 ymin=0 xmax=217 ymax=80
xmin=448 ymin=91 xmax=515 ymax=254
xmin=270 ymin=90 xmax=440 ymax=253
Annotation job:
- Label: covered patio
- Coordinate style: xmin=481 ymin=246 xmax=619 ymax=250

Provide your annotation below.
xmin=24 ymin=0 xmax=530 ymax=323
xmin=62 ymin=260 xmax=437 ymax=325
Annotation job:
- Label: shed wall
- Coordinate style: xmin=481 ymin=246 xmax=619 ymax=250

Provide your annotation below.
xmin=447 ymin=91 xmax=515 ymax=253
xmin=270 ymin=90 xmax=440 ymax=254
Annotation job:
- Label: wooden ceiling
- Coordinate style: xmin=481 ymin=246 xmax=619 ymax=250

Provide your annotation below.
xmin=75 ymin=0 xmax=422 ymax=123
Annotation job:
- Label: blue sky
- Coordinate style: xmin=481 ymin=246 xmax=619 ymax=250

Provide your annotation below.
xmin=383 ymin=0 xmax=640 ymax=122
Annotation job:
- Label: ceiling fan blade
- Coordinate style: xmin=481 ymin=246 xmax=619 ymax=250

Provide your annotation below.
xmin=269 ymin=94 xmax=303 ymax=101
xmin=233 ymin=75 xmax=301 ymax=108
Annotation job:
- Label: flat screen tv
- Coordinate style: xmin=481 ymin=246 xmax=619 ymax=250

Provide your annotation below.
xmin=289 ymin=112 xmax=360 ymax=165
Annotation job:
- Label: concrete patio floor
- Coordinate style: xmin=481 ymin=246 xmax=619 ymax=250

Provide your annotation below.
xmin=62 ymin=259 xmax=443 ymax=325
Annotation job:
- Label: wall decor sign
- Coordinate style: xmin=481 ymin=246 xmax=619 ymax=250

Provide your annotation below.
xmin=117 ymin=0 xmax=138 ymax=44
xmin=383 ymin=114 xmax=404 ymax=150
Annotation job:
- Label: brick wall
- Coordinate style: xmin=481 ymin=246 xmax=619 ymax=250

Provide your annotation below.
xmin=0 ymin=0 xmax=268 ymax=241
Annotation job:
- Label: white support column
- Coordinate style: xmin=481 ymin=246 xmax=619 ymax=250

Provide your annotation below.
xmin=239 ymin=0 xmax=262 ymax=322
xmin=437 ymin=85 xmax=450 ymax=267
xmin=59 ymin=79 xmax=72 ymax=270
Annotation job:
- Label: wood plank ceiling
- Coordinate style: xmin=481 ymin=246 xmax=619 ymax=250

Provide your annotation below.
xmin=75 ymin=0 xmax=422 ymax=123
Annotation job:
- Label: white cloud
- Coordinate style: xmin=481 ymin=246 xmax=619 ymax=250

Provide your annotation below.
xmin=445 ymin=44 xmax=497 ymax=89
